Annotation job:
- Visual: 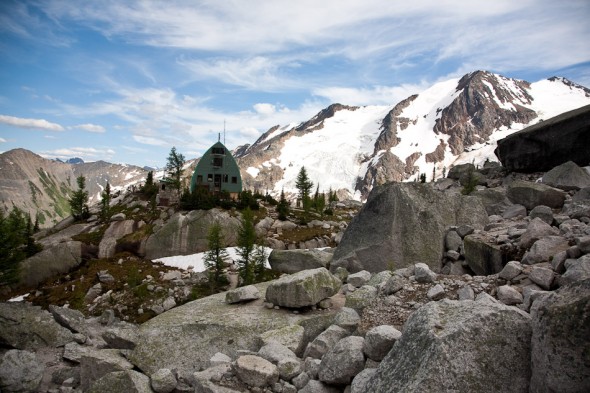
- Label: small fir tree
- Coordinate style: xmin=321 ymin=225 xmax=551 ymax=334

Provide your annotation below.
xmin=252 ymin=243 xmax=268 ymax=282
xmin=142 ymin=171 xmax=158 ymax=199
xmin=420 ymin=173 xmax=426 ymax=183
xmin=69 ymin=175 xmax=90 ymax=220
xmin=295 ymin=166 xmax=314 ymax=221
xmin=277 ymin=188 xmax=289 ymax=221
xmin=203 ymin=222 xmax=230 ymax=290
xmin=461 ymin=165 xmax=479 ymax=195
xmin=100 ymin=181 xmax=112 ymax=223
xmin=236 ymin=208 xmax=257 ymax=285
xmin=165 ymin=147 xmax=185 ymax=192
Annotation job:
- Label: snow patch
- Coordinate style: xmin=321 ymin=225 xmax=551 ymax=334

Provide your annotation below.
xmin=153 ymin=246 xmax=272 ymax=272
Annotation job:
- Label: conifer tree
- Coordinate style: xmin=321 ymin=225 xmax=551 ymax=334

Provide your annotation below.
xmin=69 ymin=175 xmax=90 ymax=220
xmin=100 ymin=181 xmax=112 ymax=223
xmin=252 ymin=243 xmax=268 ymax=281
xmin=165 ymin=147 xmax=185 ymax=192
xmin=203 ymin=222 xmax=230 ymax=289
xmin=277 ymin=188 xmax=289 ymax=221
xmin=236 ymin=208 xmax=257 ymax=285
xmin=295 ymin=166 xmax=313 ymax=221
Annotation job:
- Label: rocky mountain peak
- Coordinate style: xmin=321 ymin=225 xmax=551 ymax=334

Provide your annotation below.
xmin=295 ymin=103 xmax=359 ymax=133
xmin=548 ymin=76 xmax=590 ymax=96
xmin=434 ymin=71 xmax=537 ymax=155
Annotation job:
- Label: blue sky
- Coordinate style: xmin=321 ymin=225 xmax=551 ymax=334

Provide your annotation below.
xmin=1 ymin=0 xmax=589 ymax=168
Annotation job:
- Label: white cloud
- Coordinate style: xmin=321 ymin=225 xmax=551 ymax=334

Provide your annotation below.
xmin=313 ymin=83 xmax=428 ymax=106
xmin=253 ymin=103 xmax=276 ymax=115
xmin=0 ymin=114 xmax=64 ymax=131
xmin=0 ymin=137 xmax=6 ymax=143
xmin=41 ymin=147 xmax=116 ymax=161
xmin=72 ymin=123 xmax=106 ymax=133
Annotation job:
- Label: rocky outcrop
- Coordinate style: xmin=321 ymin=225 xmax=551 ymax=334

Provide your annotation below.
xmin=331 ymin=182 xmax=488 ymax=273
xmin=19 ymin=241 xmax=84 ymax=287
xmin=0 ymin=302 xmax=74 ymax=350
xmin=530 ymin=279 xmax=590 ymax=393
xmin=98 ymin=219 xmax=137 ymax=259
xmin=144 ymin=209 xmax=241 ymax=259
xmin=129 ymin=280 xmax=338 ymax=375
xmin=365 ymin=299 xmax=532 ymax=392
xmin=495 ymin=104 xmax=590 ymax=172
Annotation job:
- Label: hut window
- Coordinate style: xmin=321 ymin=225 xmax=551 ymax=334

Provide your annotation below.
xmin=212 ymin=147 xmax=225 ymax=155
xmin=231 ymin=176 xmax=237 ymax=184
xmin=197 ymin=175 xmax=203 ymax=184
xmin=207 ymin=174 xmax=213 ymax=182
xmin=223 ymin=174 xmax=229 ymax=183
xmin=213 ymin=157 xmax=223 ymax=167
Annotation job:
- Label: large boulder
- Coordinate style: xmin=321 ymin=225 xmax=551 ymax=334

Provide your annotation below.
xmin=268 ymin=249 xmax=333 ymax=274
xmin=0 ymin=350 xmax=45 ymax=393
xmin=495 ymin=104 xmax=590 ymax=173
xmin=265 ymin=268 xmax=341 ymax=308
xmin=365 ymin=299 xmax=532 ymax=392
xmin=129 ymin=281 xmax=338 ymax=375
xmin=19 ymin=241 xmax=83 ymax=287
xmin=507 ymin=181 xmax=566 ymax=210
xmin=80 ymin=349 xmax=135 ymax=391
xmin=318 ymin=336 xmax=365 ymax=385
xmin=542 ymin=161 xmax=590 ymax=191
xmin=331 ymin=182 xmax=488 ymax=273
xmin=98 ymin=219 xmax=137 ymax=258
xmin=463 ymin=234 xmax=510 ymax=275
xmin=144 ymin=209 xmax=241 ymax=259
xmin=0 ymin=302 xmax=74 ymax=350
xmin=530 ymin=279 xmax=590 ymax=393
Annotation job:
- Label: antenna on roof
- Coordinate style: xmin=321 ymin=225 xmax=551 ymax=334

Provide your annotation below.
xmin=223 ymin=119 xmax=226 ymax=145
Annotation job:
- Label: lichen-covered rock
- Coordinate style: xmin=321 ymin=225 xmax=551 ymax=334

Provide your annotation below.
xmin=0 ymin=350 xmax=45 ymax=393
xmin=365 ymin=299 xmax=532 ymax=392
xmin=268 ymin=249 xmax=333 ymax=274
xmin=145 ymin=209 xmax=241 ymax=259
xmin=19 ymin=241 xmax=83 ymax=287
xmin=258 ymin=324 xmax=305 ymax=354
xmin=0 ymin=302 xmax=74 ymax=350
xmin=530 ymin=279 xmax=590 ymax=393
xmin=318 ymin=336 xmax=365 ymax=385
xmin=225 ymin=285 xmax=260 ymax=304
xmin=331 ymin=182 xmax=488 ymax=273
xmin=542 ymin=160 xmax=590 ymax=191
xmin=344 ymin=285 xmax=378 ymax=311
xmin=363 ymin=325 xmax=401 ymax=361
xmin=303 ymin=325 xmax=350 ymax=360
xmin=333 ymin=307 xmax=360 ymax=333
xmin=87 ymin=370 xmax=152 ymax=393
xmin=265 ymin=268 xmax=341 ymax=308
xmin=507 ymin=180 xmax=566 ymax=210
xmin=49 ymin=305 xmax=89 ymax=335
xmin=150 ymin=368 xmax=176 ymax=393
xmin=130 ymin=281 xmax=337 ymax=375
xmin=234 ymin=355 xmax=279 ymax=388
xmin=80 ymin=349 xmax=135 ymax=391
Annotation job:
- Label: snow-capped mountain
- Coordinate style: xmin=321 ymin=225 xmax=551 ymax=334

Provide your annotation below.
xmin=236 ymin=71 xmax=590 ymax=199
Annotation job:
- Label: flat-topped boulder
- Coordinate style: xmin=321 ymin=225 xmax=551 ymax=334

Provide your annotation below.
xmin=265 ymin=268 xmax=341 ymax=308
xmin=268 ymin=249 xmax=333 ymax=274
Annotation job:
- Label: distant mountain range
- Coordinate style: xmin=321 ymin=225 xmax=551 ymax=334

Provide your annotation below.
xmin=0 ymin=149 xmax=147 ymax=227
xmin=2 ymin=70 xmax=589 ymax=226
xmin=235 ymin=71 xmax=590 ymax=199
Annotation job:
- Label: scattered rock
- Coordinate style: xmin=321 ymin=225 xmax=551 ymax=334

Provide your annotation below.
xmin=265 ymin=268 xmax=341 ymax=308
xmin=363 ymin=325 xmax=401 ymax=361
xmin=234 ymin=355 xmax=279 ymax=388
xmin=318 ymin=336 xmax=365 ymax=385
xmin=497 ymin=285 xmax=523 ymax=305
xmin=427 ymin=284 xmax=445 ymax=300
xmin=225 ymin=285 xmax=260 ymax=304
xmin=347 ymin=270 xmax=371 ymax=288
xmin=268 ymin=249 xmax=333 ymax=274
xmin=150 ymin=368 xmax=177 ymax=393
xmin=0 ymin=350 xmax=45 ymax=393
xmin=542 ymin=160 xmax=590 ymax=191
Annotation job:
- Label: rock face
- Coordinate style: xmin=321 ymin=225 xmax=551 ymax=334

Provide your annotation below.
xmin=129 ymin=281 xmax=337 ymax=375
xmin=0 ymin=302 xmax=74 ymax=350
xmin=98 ymin=220 xmax=137 ymax=259
xmin=19 ymin=241 xmax=83 ymax=287
xmin=530 ymin=279 xmax=590 ymax=393
xmin=144 ymin=209 xmax=241 ymax=259
xmin=268 ymin=249 xmax=333 ymax=274
xmin=495 ymin=104 xmax=590 ymax=173
xmin=332 ymin=182 xmax=488 ymax=273
xmin=365 ymin=299 xmax=532 ymax=392
xmin=265 ymin=268 xmax=341 ymax=308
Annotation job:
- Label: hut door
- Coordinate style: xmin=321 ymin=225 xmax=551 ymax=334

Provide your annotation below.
xmin=214 ymin=174 xmax=222 ymax=192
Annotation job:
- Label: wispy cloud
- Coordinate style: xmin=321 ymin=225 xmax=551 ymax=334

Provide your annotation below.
xmin=0 ymin=114 xmax=64 ymax=131
xmin=0 ymin=137 xmax=7 ymax=143
xmin=40 ymin=147 xmax=116 ymax=161
xmin=72 ymin=123 xmax=105 ymax=133
xmin=313 ymin=83 xmax=428 ymax=106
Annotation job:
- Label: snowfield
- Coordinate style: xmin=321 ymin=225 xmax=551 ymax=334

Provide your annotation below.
xmin=153 ymin=246 xmax=273 ymax=272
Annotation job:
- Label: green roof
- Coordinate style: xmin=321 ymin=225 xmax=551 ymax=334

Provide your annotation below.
xmin=190 ymin=141 xmax=242 ymax=194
